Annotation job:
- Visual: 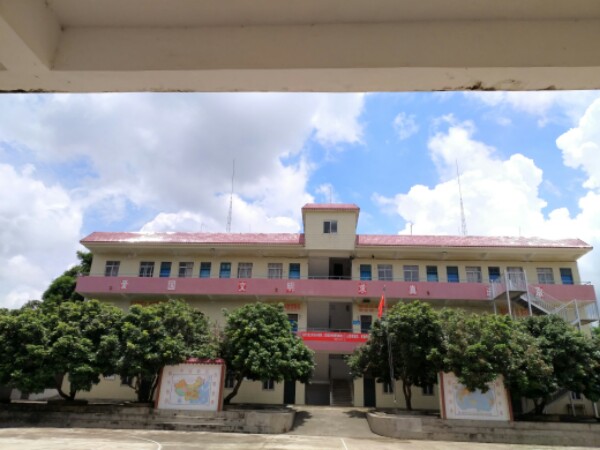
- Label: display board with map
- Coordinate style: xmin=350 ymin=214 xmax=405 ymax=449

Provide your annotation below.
xmin=440 ymin=372 xmax=512 ymax=421
xmin=156 ymin=359 xmax=225 ymax=411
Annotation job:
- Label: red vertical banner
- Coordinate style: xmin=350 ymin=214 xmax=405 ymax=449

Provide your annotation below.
xmin=377 ymin=293 xmax=385 ymax=318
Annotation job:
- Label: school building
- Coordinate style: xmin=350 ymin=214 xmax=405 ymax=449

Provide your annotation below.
xmin=76 ymin=203 xmax=599 ymax=413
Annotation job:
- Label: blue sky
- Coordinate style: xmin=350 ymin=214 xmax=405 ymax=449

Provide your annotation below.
xmin=0 ymin=91 xmax=599 ymax=308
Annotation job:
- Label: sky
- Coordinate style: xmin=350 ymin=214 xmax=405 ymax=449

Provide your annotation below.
xmin=0 ymin=91 xmax=599 ymax=308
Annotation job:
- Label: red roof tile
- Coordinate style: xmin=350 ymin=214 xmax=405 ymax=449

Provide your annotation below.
xmin=302 ymin=203 xmax=360 ymax=212
xmin=356 ymin=234 xmax=591 ymax=249
xmin=81 ymin=232 xmax=305 ymax=246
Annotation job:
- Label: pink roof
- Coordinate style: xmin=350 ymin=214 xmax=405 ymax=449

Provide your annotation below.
xmin=356 ymin=234 xmax=591 ymax=249
xmin=82 ymin=232 xmax=304 ymax=246
xmin=302 ymin=203 xmax=360 ymax=212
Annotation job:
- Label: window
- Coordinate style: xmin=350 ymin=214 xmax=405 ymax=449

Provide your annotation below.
xmin=560 ymin=268 xmax=574 ymax=285
xmin=159 ymin=262 xmax=172 ymax=278
xmin=262 ymin=379 xmax=275 ymax=390
xmin=219 ymin=262 xmax=231 ymax=278
xmin=571 ymin=391 xmax=582 ymax=400
xmin=104 ymin=261 xmax=120 ymax=277
xmin=224 ymin=370 xmax=235 ymax=389
xmin=422 ymin=384 xmax=434 ymax=396
xmin=488 ymin=266 xmax=501 ymax=282
xmin=377 ymin=264 xmax=393 ymax=281
xmin=403 ymin=265 xmax=419 ymax=282
xmin=383 ymin=381 xmax=394 ymax=394
xmin=289 ymin=263 xmax=301 ymax=279
xmin=466 ymin=266 xmax=482 ymax=283
xmin=139 ymin=261 xmax=154 ymax=277
xmin=537 ymin=268 xmax=555 ymax=284
xmin=360 ymin=264 xmax=372 ymax=281
xmin=323 ymin=220 xmax=338 ymax=234
xmin=446 ymin=266 xmax=459 ymax=283
xmin=287 ymin=313 xmax=299 ymax=332
xmin=199 ymin=262 xmax=211 ymax=278
xmin=268 ymin=263 xmax=283 ymax=279
xmin=237 ymin=262 xmax=253 ymax=278
xmin=360 ymin=315 xmax=372 ymax=333
xmin=178 ymin=262 xmax=193 ymax=278
xmin=426 ymin=266 xmax=438 ymax=282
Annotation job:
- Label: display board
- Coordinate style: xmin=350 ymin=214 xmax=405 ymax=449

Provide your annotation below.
xmin=156 ymin=359 xmax=225 ymax=411
xmin=439 ymin=372 xmax=512 ymax=421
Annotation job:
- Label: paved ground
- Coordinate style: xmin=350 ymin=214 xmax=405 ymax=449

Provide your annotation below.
xmin=0 ymin=407 xmax=598 ymax=450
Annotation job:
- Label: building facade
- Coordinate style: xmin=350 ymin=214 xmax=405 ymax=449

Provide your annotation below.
xmin=76 ymin=203 xmax=598 ymax=412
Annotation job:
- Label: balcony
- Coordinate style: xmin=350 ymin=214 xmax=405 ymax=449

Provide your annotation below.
xmin=76 ymin=275 xmax=597 ymax=303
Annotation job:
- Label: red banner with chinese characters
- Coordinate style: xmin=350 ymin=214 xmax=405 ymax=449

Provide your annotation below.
xmin=299 ymin=331 xmax=369 ymax=343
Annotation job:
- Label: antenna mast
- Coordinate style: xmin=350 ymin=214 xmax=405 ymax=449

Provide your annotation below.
xmin=226 ymin=160 xmax=235 ymax=233
xmin=456 ymin=160 xmax=468 ymax=236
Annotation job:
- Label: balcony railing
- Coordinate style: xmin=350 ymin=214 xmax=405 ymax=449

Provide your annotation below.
xmin=76 ymin=274 xmax=597 ymax=303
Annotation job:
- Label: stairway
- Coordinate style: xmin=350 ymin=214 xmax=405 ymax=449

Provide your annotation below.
xmin=330 ymin=379 xmax=353 ymax=406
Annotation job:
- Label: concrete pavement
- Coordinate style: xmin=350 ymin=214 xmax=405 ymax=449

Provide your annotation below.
xmin=0 ymin=427 xmax=598 ymax=450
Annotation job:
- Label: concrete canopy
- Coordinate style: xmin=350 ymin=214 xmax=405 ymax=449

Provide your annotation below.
xmin=2 ymin=0 xmax=600 ymax=93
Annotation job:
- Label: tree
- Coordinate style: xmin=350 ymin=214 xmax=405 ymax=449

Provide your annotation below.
xmin=43 ymin=300 xmax=124 ymax=400
xmin=437 ymin=309 xmax=551 ymax=400
xmin=520 ymin=315 xmax=600 ymax=414
xmin=0 ymin=299 xmax=123 ymax=400
xmin=42 ymin=251 xmax=93 ymax=304
xmin=221 ymin=303 xmax=314 ymax=405
xmin=348 ymin=301 xmax=442 ymax=410
xmin=118 ymin=300 xmax=216 ymax=402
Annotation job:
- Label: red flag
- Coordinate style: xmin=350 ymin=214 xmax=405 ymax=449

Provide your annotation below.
xmin=377 ymin=293 xmax=385 ymax=318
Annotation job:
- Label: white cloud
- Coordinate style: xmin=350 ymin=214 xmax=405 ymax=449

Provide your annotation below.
xmin=0 ymin=93 xmax=364 ymax=234
xmin=315 ymin=183 xmax=340 ymax=204
xmin=556 ymin=98 xmax=600 ymax=190
xmin=0 ymin=164 xmax=82 ymax=308
xmin=465 ymin=91 xmax=600 ymax=126
xmin=393 ymin=112 xmax=419 ymax=140
xmin=374 ymin=118 xmax=600 ymax=288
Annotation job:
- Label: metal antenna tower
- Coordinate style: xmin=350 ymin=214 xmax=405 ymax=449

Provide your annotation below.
xmin=456 ymin=160 xmax=468 ymax=236
xmin=226 ymin=160 xmax=235 ymax=233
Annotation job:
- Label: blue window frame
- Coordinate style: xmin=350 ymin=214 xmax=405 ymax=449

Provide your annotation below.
xmin=159 ymin=262 xmax=172 ymax=278
xmin=289 ymin=263 xmax=301 ymax=279
xmin=199 ymin=262 xmax=211 ymax=278
xmin=426 ymin=266 xmax=438 ymax=282
xmin=488 ymin=267 xmax=501 ymax=282
xmin=219 ymin=262 xmax=231 ymax=279
xmin=447 ymin=266 xmax=459 ymax=283
xmin=360 ymin=264 xmax=372 ymax=281
xmin=560 ymin=268 xmax=574 ymax=285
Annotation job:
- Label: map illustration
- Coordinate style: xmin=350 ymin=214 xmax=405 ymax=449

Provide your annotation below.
xmin=441 ymin=372 xmax=511 ymax=421
xmin=172 ymin=375 xmax=211 ymax=405
xmin=157 ymin=362 xmax=223 ymax=411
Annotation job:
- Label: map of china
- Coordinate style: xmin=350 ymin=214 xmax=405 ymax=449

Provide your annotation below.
xmin=174 ymin=376 xmax=205 ymax=401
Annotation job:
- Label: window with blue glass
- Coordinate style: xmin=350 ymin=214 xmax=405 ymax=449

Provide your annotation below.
xmin=488 ymin=266 xmax=501 ymax=282
xmin=287 ymin=313 xmax=299 ymax=332
xmin=289 ymin=263 xmax=301 ymax=279
xmin=159 ymin=261 xmax=172 ymax=278
xmin=446 ymin=266 xmax=459 ymax=283
xmin=360 ymin=264 xmax=372 ymax=281
xmin=426 ymin=266 xmax=438 ymax=282
xmin=219 ymin=262 xmax=231 ymax=278
xmin=199 ymin=262 xmax=211 ymax=278
xmin=560 ymin=268 xmax=574 ymax=285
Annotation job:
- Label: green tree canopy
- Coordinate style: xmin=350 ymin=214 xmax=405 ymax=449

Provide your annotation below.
xmin=0 ymin=300 xmax=123 ymax=400
xmin=519 ymin=315 xmax=600 ymax=413
xmin=118 ymin=300 xmax=217 ymax=402
xmin=42 ymin=251 xmax=93 ymax=304
xmin=347 ymin=301 xmax=442 ymax=410
xmin=438 ymin=309 xmax=551 ymax=399
xmin=221 ymin=302 xmax=314 ymax=405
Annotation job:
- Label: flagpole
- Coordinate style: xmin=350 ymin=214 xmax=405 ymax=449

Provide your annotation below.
xmin=382 ymin=285 xmax=397 ymax=405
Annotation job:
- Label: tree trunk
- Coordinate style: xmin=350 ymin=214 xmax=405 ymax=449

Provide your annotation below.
xmin=402 ymin=381 xmax=412 ymax=411
xmin=54 ymin=373 xmax=76 ymax=400
xmin=137 ymin=376 xmax=155 ymax=403
xmin=534 ymin=397 xmax=547 ymax=415
xmin=224 ymin=375 xmax=244 ymax=405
